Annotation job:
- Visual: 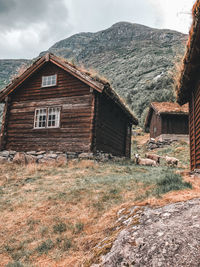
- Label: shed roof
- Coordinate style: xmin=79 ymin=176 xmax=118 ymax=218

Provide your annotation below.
xmin=176 ymin=0 xmax=200 ymax=105
xmin=0 ymin=53 xmax=138 ymax=125
xmin=145 ymin=102 xmax=189 ymax=130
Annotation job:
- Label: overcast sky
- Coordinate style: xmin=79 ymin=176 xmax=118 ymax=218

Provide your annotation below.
xmin=0 ymin=0 xmax=196 ymax=59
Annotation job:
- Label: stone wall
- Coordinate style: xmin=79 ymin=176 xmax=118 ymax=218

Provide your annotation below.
xmin=0 ymin=150 xmax=126 ymax=164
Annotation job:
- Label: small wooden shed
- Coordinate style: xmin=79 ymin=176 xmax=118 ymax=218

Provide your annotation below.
xmin=176 ymin=0 xmax=200 ymax=170
xmin=0 ymin=53 xmax=138 ymax=157
xmin=144 ymin=102 xmax=189 ymax=141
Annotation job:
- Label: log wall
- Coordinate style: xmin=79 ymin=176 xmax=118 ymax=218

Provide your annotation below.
xmin=94 ymin=93 xmax=130 ymax=157
xmin=161 ymin=114 xmax=189 ymax=135
xmin=189 ymin=82 xmax=200 ymax=170
xmin=4 ymin=62 xmax=93 ymax=152
xmin=149 ymin=111 xmax=162 ymax=138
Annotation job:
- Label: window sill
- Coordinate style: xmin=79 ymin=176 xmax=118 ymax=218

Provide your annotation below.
xmin=40 ymin=84 xmax=58 ymax=88
xmin=33 ymin=127 xmax=60 ymax=130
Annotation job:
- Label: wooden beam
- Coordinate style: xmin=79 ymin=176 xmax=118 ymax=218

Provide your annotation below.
xmin=0 ymin=97 xmax=10 ymax=150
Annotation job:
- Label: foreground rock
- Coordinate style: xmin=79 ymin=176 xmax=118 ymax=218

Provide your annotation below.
xmin=92 ymin=198 xmax=200 ymax=267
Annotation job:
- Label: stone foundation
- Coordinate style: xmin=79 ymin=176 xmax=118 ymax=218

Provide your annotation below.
xmin=156 ymin=134 xmax=189 ymax=143
xmin=0 ymin=150 xmax=126 ymax=164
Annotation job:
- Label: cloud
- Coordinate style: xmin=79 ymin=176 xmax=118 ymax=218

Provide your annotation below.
xmin=0 ymin=0 xmax=195 ymax=59
xmin=69 ymin=0 xmax=164 ymax=34
xmin=0 ymin=0 xmax=71 ymax=58
xmin=149 ymin=0 xmax=195 ymax=33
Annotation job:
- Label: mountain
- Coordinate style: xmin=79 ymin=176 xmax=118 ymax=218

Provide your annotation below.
xmin=0 ymin=22 xmax=187 ymax=123
xmin=0 ymin=59 xmax=30 ymax=89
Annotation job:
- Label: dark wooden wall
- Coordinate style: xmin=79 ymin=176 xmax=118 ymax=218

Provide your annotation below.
xmin=189 ymin=81 xmax=200 ymax=170
xmin=161 ymin=114 xmax=189 ymax=135
xmin=149 ymin=110 xmax=188 ymax=139
xmin=93 ymin=92 xmax=131 ymax=157
xmin=3 ymin=62 xmax=94 ymax=152
xmin=149 ymin=111 xmax=162 ymax=138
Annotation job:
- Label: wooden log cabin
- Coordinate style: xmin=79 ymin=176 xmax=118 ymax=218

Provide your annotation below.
xmin=176 ymin=0 xmax=200 ymax=170
xmin=144 ymin=102 xmax=189 ymax=141
xmin=0 ymin=53 xmax=138 ymax=157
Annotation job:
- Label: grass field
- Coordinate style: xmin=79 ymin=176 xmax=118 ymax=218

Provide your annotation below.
xmin=0 ymin=134 xmax=199 ymax=266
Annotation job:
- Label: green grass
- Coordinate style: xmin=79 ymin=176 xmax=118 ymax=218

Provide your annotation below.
xmin=0 ymin=137 xmax=192 ymax=265
xmin=6 ymin=262 xmax=24 ymax=267
xmin=156 ymin=170 xmax=192 ymax=195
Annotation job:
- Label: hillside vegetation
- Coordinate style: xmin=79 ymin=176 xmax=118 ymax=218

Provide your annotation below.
xmin=0 ymin=22 xmax=187 ymax=123
xmin=1 ymin=135 xmax=198 ymax=266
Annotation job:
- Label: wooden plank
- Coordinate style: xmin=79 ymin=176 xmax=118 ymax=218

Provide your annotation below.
xmin=0 ymin=97 xmax=9 ymax=150
xmin=192 ymin=91 xmax=196 ymax=169
xmin=11 ymin=95 xmax=92 ymax=108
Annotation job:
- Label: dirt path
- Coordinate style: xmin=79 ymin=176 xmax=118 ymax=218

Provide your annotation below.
xmin=93 ymin=198 xmax=200 ymax=267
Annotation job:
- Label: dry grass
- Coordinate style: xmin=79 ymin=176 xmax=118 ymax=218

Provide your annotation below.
xmin=0 ymin=134 xmax=198 ymax=266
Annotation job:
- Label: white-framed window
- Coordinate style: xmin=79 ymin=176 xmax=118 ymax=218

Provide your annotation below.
xmin=34 ymin=107 xmax=60 ymax=129
xmin=42 ymin=74 xmax=57 ymax=87
xmin=34 ymin=108 xmax=47 ymax=128
xmin=47 ymin=107 xmax=60 ymax=128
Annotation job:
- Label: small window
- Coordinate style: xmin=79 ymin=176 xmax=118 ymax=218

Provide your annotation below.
xmin=34 ymin=107 xmax=60 ymax=129
xmin=42 ymin=74 xmax=57 ymax=87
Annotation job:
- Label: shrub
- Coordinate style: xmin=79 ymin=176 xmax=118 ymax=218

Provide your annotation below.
xmin=36 ymin=239 xmax=54 ymax=254
xmin=53 ymin=222 xmax=67 ymax=234
xmin=6 ymin=262 xmax=24 ymax=267
xmin=74 ymin=222 xmax=84 ymax=234
xmin=156 ymin=171 xmax=192 ymax=195
xmin=62 ymin=238 xmax=72 ymax=251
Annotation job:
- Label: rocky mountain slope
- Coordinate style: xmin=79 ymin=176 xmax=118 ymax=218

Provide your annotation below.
xmin=0 ymin=22 xmax=187 ymax=122
xmin=0 ymin=59 xmax=30 ymax=89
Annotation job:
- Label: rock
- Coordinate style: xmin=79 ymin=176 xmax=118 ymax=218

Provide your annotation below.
xmin=0 ymin=156 xmax=8 ymax=163
xmin=9 ymin=150 xmax=16 ymax=155
xmin=93 ymin=198 xmax=200 ymax=267
xmin=66 ymin=152 xmax=77 ymax=159
xmin=78 ymin=153 xmax=94 ymax=159
xmin=0 ymin=150 xmax=10 ymax=157
xmin=45 ymin=153 xmax=57 ymax=159
xmin=26 ymin=151 xmax=36 ymax=155
xmin=36 ymin=151 xmax=46 ymax=155
xmin=13 ymin=152 xmax=26 ymax=164
xmin=25 ymin=154 xmax=37 ymax=164
xmin=36 ymin=155 xmax=44 ymax=160
xmin=57 ymin=155 xmax=67 ymax=165
xmin=38 ymin=157 xmax=56 ymax=164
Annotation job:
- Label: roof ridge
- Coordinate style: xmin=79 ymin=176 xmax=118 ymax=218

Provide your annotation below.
xmin=0 ymin=52 xmax=138 ymax=125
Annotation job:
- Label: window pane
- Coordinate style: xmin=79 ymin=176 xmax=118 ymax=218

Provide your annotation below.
xmin=42 ymin=74 xmax=57 ymax=87
xmin=34 ymin=108 xmax=47 ymax=128
xmin=47 ymin=107 xmax=60 ymax=128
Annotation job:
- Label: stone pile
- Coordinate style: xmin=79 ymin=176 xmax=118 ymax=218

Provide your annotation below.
xmin=147 ymin=138 xmax=172 ymax=150
xmin=0 ymin=150 xmax=126 ymax=164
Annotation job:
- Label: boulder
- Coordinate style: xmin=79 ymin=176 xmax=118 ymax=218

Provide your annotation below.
xmin=46 ymin=153 xmax=57 ymax=159
xmin=38 ymin=157 xmax=56 ymax=164
xmin=25 ymin=154 xmax=37 ymax=164
xmin=26 ymin=151 xmax=36 ymax=155
xmin=78 ymin=153 xmax=94 ymax=159
xmin=13 ymin=152 xmax=26 ymax=164
xmin=9 ymin=151 xmax=16 ymax=155
xmin=57 ymin=155 xmax=67 ymax=165
xmin=0 ymin=156 xmax=8 ymax=163
xmin=36 ymin=151 xmax=46 ymax=155
xmin=66 ymin=152 xmax=77 ymax=159
xmin=0 ymin=150 xmax=10 ymax=157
